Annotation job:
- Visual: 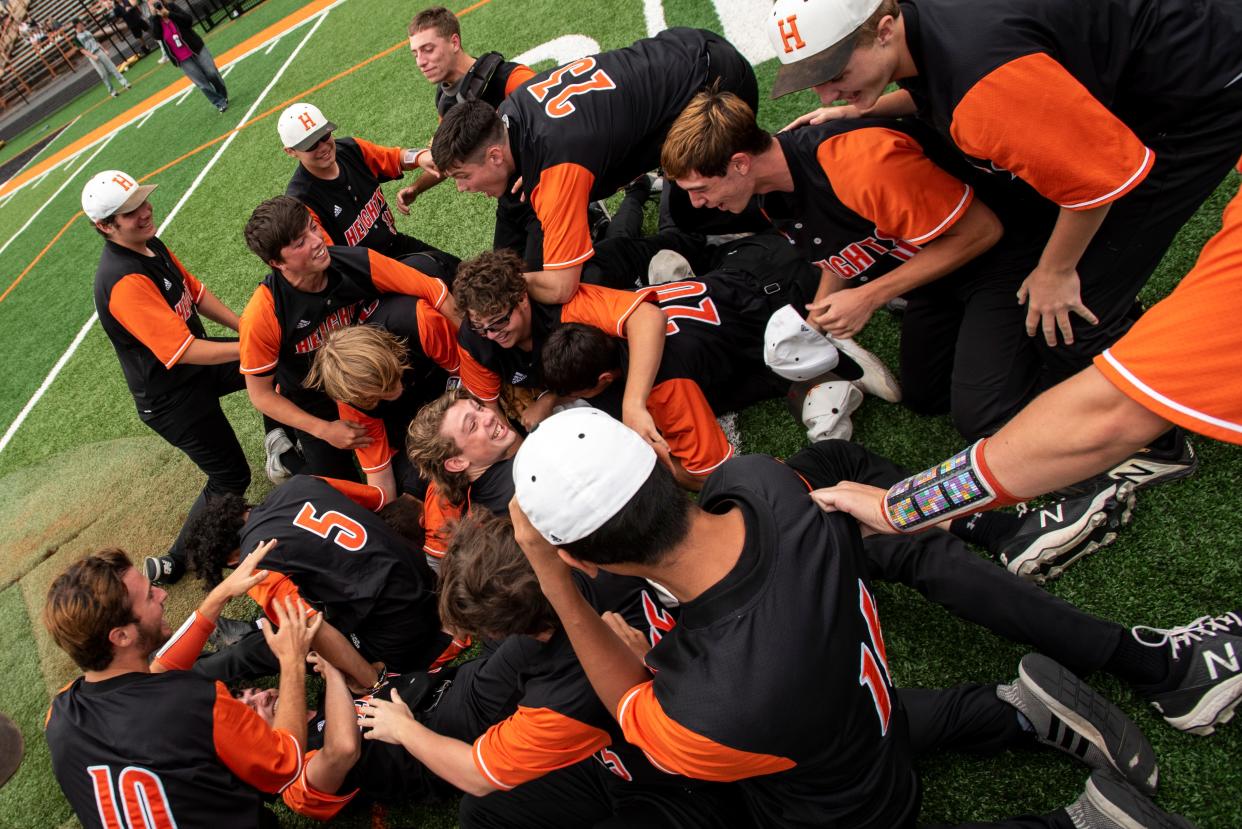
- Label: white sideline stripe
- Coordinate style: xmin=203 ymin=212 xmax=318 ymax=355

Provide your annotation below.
xmin=10 ymin=114 xmax=83 ymax=179
xmin=0 ymin=132 xmax=118 ymax=261
xmin=0 ymin=0 xmax=349 ymax=204
xmin=643 ymin=0 xmax=667 ymax=36
xmin=0 ymin=11 xmax=331 ymax=455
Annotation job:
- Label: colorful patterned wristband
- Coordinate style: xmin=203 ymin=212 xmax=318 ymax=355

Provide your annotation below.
xmin=884 ymin=440 xmax=1007 ymax=532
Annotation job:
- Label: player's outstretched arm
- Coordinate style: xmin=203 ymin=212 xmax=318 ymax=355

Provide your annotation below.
xmin=309 ymin=619 xmax=383 ymax=693
xmin=360 ymin=688 xmax=497 ymax=796
xmin=619 ymin=302 xmax=668 ymax=448
xmin=263 ymin=596 xmax=323 ymax=751
xmin=781 ymin=90 xmax=916 ymax=132
xmin=303 ymin=654 xmax=361 ymax=796
xmin=194 ymin=286 xmax=241 ymax=331
xmin=245 ymin=374 xmax=372 ymax=451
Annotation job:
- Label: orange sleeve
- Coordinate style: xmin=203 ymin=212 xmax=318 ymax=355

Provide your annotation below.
xmin=152 ymin=610 xmax=215 ymax=672
xmin=616 ymin=682 xmax=794 ymax=781
xmin=561 ymin=284 xmax=656 ymax=337
xmin=421 ymin=483 xmax=463 ymax=560
xmin=305 ymin=206 xmax=337 ymax=246
xmin=281 ymin=751 xmax=358 ymax=821
xmin=416 ymin=302 xmax=462 ymax=373
xmin=950 ymin=53 xmax=1154 ymax=210
xmin=248 ymin=572 xmax=316 ymax=623
xmin=818 ymin=129 xmax=973 ymax=245
xmin=504 ymin=65 xmax=536 ymax=97
xmin=316 ymin=475 xmax=388 ymax=511
xmin=366 ymin=249 xmax=449 ymax=308
xmin=212 ymin=682 xmax=304 ymax=793
xmin=166 ymin=250 xmax=205 ymax=303
xmin=353 ymin=137 xmax=405 ymax=179
xmin=530 ymin=162 xmax=597 ymax=270
xmin=472 ymin=706 xmax=612 ymax=790
xmin=339 ymin=402 xmax=393 ymax=474
xmin=648 ymin=379 xmax=734 ymax=477
xmin=239 ymin=285 xmax=282 ymax=375
xmin=108 ymin=274 xmax=196 ymax=368
xmin=458 ymin=345 xmax=501 ymax=401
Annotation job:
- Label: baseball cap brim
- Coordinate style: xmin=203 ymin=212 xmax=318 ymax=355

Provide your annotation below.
xmin=288 ymin=120 xmax=337 ymax=152
xmin=770 ymin=30 xmax=860 ymax=99
xmin=115 ymin=183 xmax=158 ymax=216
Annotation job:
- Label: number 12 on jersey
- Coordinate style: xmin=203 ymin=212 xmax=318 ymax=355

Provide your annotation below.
xmin=526 ymin=57 xmax=616 ymax=119
xmin=856 ymin=579 xmax=892 ymax=735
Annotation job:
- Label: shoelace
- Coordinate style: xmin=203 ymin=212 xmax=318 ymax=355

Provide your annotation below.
xmin=1131 ymin=611 xmax=1242 ymax=659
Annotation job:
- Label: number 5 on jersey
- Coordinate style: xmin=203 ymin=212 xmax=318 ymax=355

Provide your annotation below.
xmin=293 ymin=502 xmax=368 ymax=551
xmin=856 ymin=579 xmax=893 ymax=735
xmin=527 ymin=57 xmax=616 ymax=118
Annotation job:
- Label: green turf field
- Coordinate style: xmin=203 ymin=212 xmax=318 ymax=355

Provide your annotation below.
xmin=0 ymin=0 xmax=1238 ymax=826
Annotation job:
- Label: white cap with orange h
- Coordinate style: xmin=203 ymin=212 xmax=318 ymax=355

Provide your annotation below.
xmin=767 ymin=0 xmax=883 ymax=99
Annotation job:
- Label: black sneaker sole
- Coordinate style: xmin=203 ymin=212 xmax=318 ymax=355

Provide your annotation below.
xmin=1160 ymin=673 xmax=1242 ymax=736
xmin=1037 ymin=484 xmax=1137 ymax=584
xmin=1019 ymin=654 xmax=1159 ymax=795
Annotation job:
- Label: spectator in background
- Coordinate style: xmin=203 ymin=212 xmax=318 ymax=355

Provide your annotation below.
xmin=114 ymin=0 xmax=155 ymax=54
xmin=72 ymin=18 xmax=132 ymax=98
xmin=149 ymin=0 xmax=228 ymax=112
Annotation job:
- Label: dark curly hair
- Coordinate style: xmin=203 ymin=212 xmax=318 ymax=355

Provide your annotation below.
xmin=182 ymin=494 xmax=250 ymax=588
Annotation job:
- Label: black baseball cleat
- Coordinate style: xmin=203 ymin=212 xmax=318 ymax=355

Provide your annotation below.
xmin=998 ymin=654 xmax=1159 ymax=795
xmin=1131 ymin=611 xmax=1242 ymax=735
xmin=1064 ymin=771 xmax=1196 ymax=829
xmin=1105 ymin=429 xmax=1198 ymax=491
xmin=143 ymin=555 xmax=184 ymax=586
xmin=996 ymin=480 xmax=1136 ymax=582
xmin=587 ymin=200 xmax=611 ymax=241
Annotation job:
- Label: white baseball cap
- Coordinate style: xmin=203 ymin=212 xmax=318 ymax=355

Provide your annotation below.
xmin=81 ymin=170 xmax=157 ymax=222
xmin=764 ymin=304 xmax=841 ymax=381
xmin=278 ymin=102 xmax=338 ymax=151
xmin=513 ymin=408 xmax=656 ymax=545
xmin=767 ymin=0 xmax=883 ymax=99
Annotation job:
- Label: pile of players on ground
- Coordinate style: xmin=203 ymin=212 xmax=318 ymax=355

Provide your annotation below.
xmin=43 ymin=2 xmax=1242 ymax=828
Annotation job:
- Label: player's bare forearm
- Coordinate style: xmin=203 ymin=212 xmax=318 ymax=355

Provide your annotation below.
xmin=311 ymin=621 xmax=379 ymax=692
xmin=525 ymin=264 xmax=583 ymax=305
xmin=664 ymin=453 xmax=705 ymax=492
xmin=620 ymin=303 xmax=666 ymax=417
xmin=366 ymin=467 xmax=398 ymax=507
xmin=304 ymin=662 xmax=360 ymax=796
xmin=196 ymin=287 xmax=241 ymax=331
xmin=982 ymin=365 xmax=1169 ymax=497
xmin=394 ymin=718 xmax=496 ymax=796
xmin=245 ymin=375 xmax=330 ymax=439
xmin=863 ymin=89 xmax=917 ymax=118
xmin=1039 ymin=204 xmax=1111 ymax=273
xmin=869 ymin=198 xmax=1002 ymax=304
xmin=273 ymin=656 xmax=309 ymax=751
xmin=180 ymin=338 xmax=241 ymax=365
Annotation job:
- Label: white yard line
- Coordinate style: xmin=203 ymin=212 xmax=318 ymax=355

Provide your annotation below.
xmin=0 ymin=133 xmax=118 ymax=261
xmin=135 ymin=107 xmax=158 ymax=129
xmin=221 ymin=64 xmax=236 ymax=77
xmin=264 ymin=35 xmax=283 ymax=55
xmin=0 ymin=9 xmax=332 ymax=454
xmin=173 ymin=86 xmax=195 ymax=106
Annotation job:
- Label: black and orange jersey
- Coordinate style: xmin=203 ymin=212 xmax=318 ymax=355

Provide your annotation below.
xmin=434 ymin=52 xmax=535 ymax=117
xmin=337 ymin=304 xmax=460 ymax=475
xmin=47 ymin=670 xmax=303 ymax=829
xmin=762 ymin=119 xmax=976 ymax=284
xmin=457 ymin=283 xmax=654 ymax=401
xmin=286 ymin=137 xmax=406 ymax=254
xmin=472 ymin=571 xmax=678 ymax=791
xmin=421 ymin=459 xmax=514 ymax=561
xmin=93 ymin=237 xmax=215 ymax=415
xmin=239 ymin=246 xmax=449 ymax=393
xmin=898 ymin=0 xmax=1242 ymax=210
xmin=498 ymin=28 xmax=722 ymax=271
xmin=239 ymin=475 xmax=440 ymax=670
xmin=616 ymin=455 xmax=915 ymax=828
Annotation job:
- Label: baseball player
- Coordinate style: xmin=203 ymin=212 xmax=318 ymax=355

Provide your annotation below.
xmin=506 ymin=408 xmax=1193 ymax=828
xmin=182 ymin=474 xmax=453 ymax=681
xmin=430 ymin=27 xmax=759 ymax=304
xmin=773 ymin=0 xmax=1242 ymax=478
xmin=304 ymin=302 xmax=461 ymax=503
xmin=279 ymin=101 xmax=460 ymax=270
xmin=44 ymin=545 xmax=319 ymax=828
xmin=239 ymin=195 xmax=458 ymax=480
xmin=661 ymin=89 xmax=1058 ymax=438
xmin=451 ymin=249 xmax=668 ymax=446
xmin=84 ymin=170 xmax=281 ymax=588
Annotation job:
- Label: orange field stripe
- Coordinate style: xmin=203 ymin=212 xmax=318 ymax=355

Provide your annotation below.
xmin=0 ymin=0 xmax=341 ymax=198
xmin=0 ymin=214 xmax=78 ymax=303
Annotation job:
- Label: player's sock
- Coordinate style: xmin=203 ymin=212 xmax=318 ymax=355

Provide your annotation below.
xmin=1103 ymin=628 xmax=1171 ymax=687
xmin=949 ymin=511 xmax=1021 ymax=555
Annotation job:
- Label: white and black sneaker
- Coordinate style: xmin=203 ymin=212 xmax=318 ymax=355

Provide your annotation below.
xmin=998 ymin=654 xmax=1159 ymax=795
xmin=143 ymin=555 xmax=184 ymax=586
xmin=1105 ymin=430 xmax=1198 ymax=491
xmin=1065 ymin=771 xmax=1196 ymax=829
xmin=264 ymin=428 xmax=295 ymax=485
xmin=1132 ymin=611 xmax=1242 ymax=735
xmin=996 ymin=480 xmax=1136 ymax=582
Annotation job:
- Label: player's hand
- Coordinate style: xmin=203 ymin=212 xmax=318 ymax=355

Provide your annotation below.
xmin=205 ymin=539 xmax=274 ymax=613
xmin=395 ymin=185 xmax=417 ymax=215
xmin=320 ymin=419 xmax=372 ymax=450
xmin=602 ymin=611 xmax=651 ymax=662
xmin=359 ymin=687 xmax=415 ymax=745
xmin=781 ymin=105 xmax=858 ymax=133
xmin=1016 ymin=264 xmax=1098 ymax=346
xmin=417 ymin=150 xmax=439 ymax=175
xmin=622 ymin=404 xmax=667 ymax=452
xmin=510 ymin=176 xmax=525 ymax=202
xmin=508 ymin=496 xmax=574 ymax=584
xmin=805 ymin=289 xmax=880 ymax=339
xmin=261 ymin=596 xmax=323 ymax=665
xmin=520 ymin=393 xmax=557 ymax=432
xmin=810 ymin=482 xmax=897 ymax=536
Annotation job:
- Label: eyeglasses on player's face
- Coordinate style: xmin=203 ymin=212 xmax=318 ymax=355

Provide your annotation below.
xmin=469 ymin=304 xmax=517 ymax=336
